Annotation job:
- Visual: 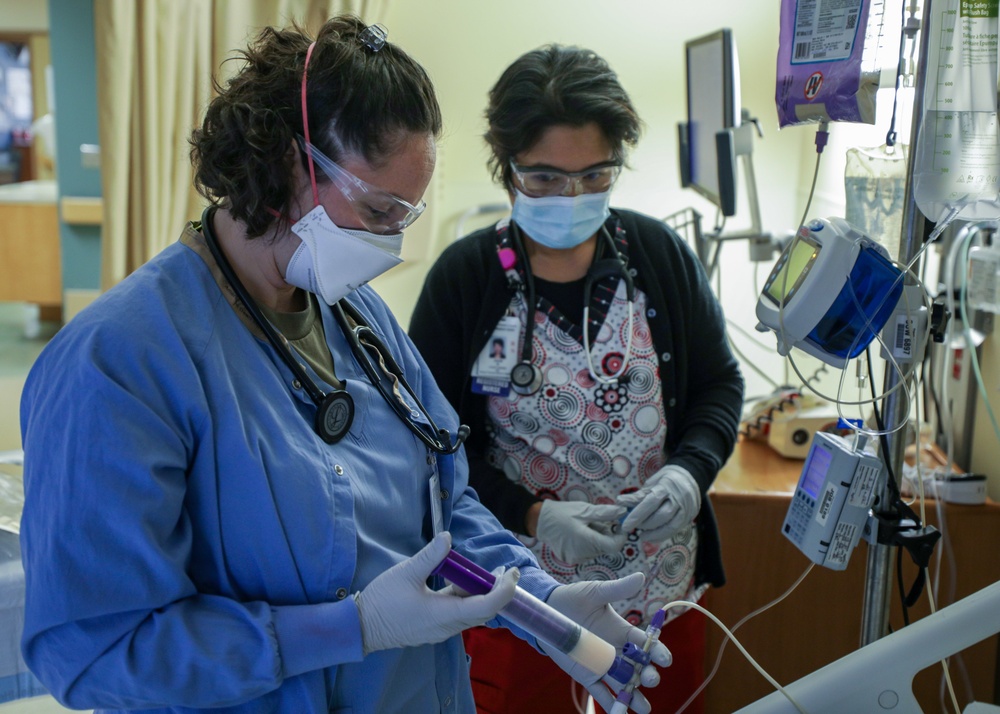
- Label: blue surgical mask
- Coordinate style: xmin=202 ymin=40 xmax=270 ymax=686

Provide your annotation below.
xmin=510 ymin=189 xmax=611 ymax=249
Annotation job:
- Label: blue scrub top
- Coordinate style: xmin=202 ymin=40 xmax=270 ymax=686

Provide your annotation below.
xmin=18 ymin=224 xmax=557 ymax=713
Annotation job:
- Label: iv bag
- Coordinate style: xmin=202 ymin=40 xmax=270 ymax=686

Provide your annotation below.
xmin=775 ymin=0 xmax=883 ymax=127
xmin=845 ymin=144 xmax=909 ymax=262
xmin=912 ymin=0 xmax=1000 ymax=223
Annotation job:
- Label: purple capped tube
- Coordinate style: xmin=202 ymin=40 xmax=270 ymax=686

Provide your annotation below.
xmin=433 ymin=549 xmax=617 ymax=677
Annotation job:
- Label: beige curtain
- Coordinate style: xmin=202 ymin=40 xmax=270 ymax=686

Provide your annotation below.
xmin=95 ymin=0 xmax=389 ymax=290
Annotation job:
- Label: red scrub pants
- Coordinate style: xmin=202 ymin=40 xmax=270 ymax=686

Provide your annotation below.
xmin=463 ymin=603 xmax=706 ymax=714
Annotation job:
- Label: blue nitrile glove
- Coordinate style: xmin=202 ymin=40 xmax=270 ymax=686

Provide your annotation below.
xmin=542 ymin=573 xmax=672 ymax=714
xmin=354 ymin=532 xmax=519 ymax=654
xmin=536 ymin=500 xmax=628 ymax=564
xmin=617 ymin=465 xmax=701 ymax=541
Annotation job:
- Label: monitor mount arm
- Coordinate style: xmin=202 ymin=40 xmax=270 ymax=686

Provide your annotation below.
xmin=700 ymin=109 xmax=780 ymax=281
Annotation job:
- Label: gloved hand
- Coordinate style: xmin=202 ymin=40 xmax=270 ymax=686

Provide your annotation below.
xmin=617 ymin=464 xmax=701 ymax=541
xmin=543 ymin=573 xmax=672 ymax=714
xmin=536 ymin=500 xmax=628 ymax=564
xmin=354 ymin=531 xmax=519 ymax=655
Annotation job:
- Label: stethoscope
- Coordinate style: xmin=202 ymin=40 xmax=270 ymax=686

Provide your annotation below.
xmin=507 ymin=219 xmax=635 ymax=396
xmin=201 ymin=206 xmax=468 ymax=452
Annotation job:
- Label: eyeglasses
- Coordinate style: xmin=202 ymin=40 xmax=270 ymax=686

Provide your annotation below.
xmin=298 ymin=135 xmax=426 ymax=235
xmin=509 ymin=159 xmax=622 ymax=198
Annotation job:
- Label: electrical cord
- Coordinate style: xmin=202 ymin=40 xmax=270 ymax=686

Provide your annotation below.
xmin=727 ymin=318 xmax=787 ymax=355
xmin=739 ymin=390 xmax=801 ymax=440
xmin=776 ymin=120 xmax=921 ymax=426
xmin=957 ymin=226 xmax=1000 ymax=446
xmin=673 ymin=563 xmax=815 ymax=714
xmin=570 ymin=678 xmax=589 ymax=714
xmin=933 ymin=220 xmax=1000 ymax=709
xmin=779 ymin=207 xmax=959 ymax=423
xmin=727 ymin=329 xmax=781 ymax=391
xmin=783 ymin=249 xmax=933 ymax=426
xmin=925 ymin=569 xmax=963 ymax=714
xmin=655 ymin=600 xmax=810 ymax=714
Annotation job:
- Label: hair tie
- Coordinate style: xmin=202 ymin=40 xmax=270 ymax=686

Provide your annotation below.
xmin=358 ymin=24 xmax=387 ymax=53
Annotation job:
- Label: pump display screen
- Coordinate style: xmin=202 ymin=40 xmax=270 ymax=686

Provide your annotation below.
xmin=765 ymin=236 xmax=820 ymax=304
xmin=800 ymin=442 xmax=832 ymax=498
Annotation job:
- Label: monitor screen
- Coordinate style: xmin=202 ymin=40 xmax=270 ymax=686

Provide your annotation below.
xmin=682 ymin=29 xmax=741 ymax=216
xmin=764 ymin=235 xmax=820 ymax=305
xmin=800 ymin=443 xmax=832 ymax=499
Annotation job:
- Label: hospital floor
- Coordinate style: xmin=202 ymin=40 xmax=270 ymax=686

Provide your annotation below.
xmin=0 ymin=303 xmax=72 ymax=714
xmin=0 ymin=696 xmax=74 ymax=713
xmin=0 ymin=302 xmax=59 ymax=453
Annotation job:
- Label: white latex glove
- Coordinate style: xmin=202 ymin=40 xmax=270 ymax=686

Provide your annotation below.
xmin=617 ymin=464 xmax=701 ymax=541
xmin=536 ymin=500 xmax=628 ymax=564
xmin=543 ymin=573 xmax=672 ymax=714
xmin=354 ymin=531 xmax=519 ymax=654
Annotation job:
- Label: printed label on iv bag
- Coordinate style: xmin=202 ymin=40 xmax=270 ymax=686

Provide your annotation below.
xmin=912 ymin=0 xmax=1000 ymax=223
xmin=791 ymin=0 xmax=864 ymax=64
xmin=775 ymin=0 xmax=880 ymax=126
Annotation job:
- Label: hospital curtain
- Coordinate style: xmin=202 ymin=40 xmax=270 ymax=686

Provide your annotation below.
xmin=95 ymin=0 xmax=390 ymax=290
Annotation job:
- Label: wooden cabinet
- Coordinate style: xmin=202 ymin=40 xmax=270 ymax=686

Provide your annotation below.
xmin=0 ymin=181 xmax=60 ymax=306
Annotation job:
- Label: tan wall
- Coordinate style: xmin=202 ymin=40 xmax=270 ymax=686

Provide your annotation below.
xmin=0 ymin=0 xmax=48 ymax=32
xmin=377 ymin=0 xmax=818 ymax=330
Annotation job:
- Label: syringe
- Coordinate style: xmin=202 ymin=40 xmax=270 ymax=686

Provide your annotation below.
xmin=608 ymin=608 xmax=666 ymax=714
xmin=434 ymin=549 xmax=635 ymax=680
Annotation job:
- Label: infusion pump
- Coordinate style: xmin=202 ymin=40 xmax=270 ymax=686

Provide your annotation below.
xmin=755 ymin=217 xmax=903 ymax=368
xmin=782 ymin=431 xmax=884 ymax=570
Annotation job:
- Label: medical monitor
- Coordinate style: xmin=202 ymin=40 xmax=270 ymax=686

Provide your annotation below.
xmin=679 ymin=29 xmax=741 ymax=217
xmin=763 ymin=233 xmax=820 ymax=305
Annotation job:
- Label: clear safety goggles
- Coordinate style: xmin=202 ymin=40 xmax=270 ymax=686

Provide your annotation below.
xmin=509 ymin=159 xmax=622 ymax=198
xmin=298 ymin=135 xmax=426 ymax=235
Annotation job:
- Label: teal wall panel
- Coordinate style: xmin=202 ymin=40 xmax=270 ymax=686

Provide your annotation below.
xmin=48 ymin=0 xmax=101 ymax=291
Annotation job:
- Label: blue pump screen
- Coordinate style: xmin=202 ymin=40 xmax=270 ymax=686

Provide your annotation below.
xmin=806 ymin=245 xmax=902 ymax=360
xmin=801 ymin=443 xmax=832 ymax=498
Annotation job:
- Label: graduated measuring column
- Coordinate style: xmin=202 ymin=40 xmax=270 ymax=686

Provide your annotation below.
xmin=912 ymin=0 xmax=1000 ymax=222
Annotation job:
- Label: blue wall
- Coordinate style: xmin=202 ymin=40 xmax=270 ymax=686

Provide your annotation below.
xmin=49 ymin=0 xmax=101 ymax=291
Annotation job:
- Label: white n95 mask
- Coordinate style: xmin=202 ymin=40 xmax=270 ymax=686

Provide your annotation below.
xmin=284 ymin=205 xmax=403 ymax=305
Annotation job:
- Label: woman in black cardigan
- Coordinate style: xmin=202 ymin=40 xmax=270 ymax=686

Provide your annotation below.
xmin=410 ymin=44 xmax=743 ymax=714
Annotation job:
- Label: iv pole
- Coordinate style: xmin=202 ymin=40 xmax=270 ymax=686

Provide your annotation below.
xmin=739 ymin=4 xmax=1000 ymax=711
xmin=860 ymin=0 xmax=934 ymax=646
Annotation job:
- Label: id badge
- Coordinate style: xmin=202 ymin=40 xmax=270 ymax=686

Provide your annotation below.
xmin=471 ymin=316 xmax=520 ymax=396
xmin=428 ymin=469 xmax=445 ymax=536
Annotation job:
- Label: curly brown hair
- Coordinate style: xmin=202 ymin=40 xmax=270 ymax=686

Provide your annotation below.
xmin=190 ymin=15 xmax=442 ymax=238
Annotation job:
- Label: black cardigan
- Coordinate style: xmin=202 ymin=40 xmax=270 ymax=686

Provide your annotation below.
xmin=409 ymin=209 xmax=743 ymax=588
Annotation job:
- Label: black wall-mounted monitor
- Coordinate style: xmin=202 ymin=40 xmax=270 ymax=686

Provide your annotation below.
xmin=678 ymin=29 xmax=741 ymax=217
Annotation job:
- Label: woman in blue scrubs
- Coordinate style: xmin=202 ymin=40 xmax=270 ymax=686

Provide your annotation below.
xmin=18 ymin=16 xmax=666 ymax=714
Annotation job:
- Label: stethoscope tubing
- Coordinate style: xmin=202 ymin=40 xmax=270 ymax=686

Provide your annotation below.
xmin=507 ymin=218 xmax=634 ymax=393
xmin=201 ymin=206 xmax=466 ymax=453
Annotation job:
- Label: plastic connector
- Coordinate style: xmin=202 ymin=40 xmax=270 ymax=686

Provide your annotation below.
xmin=815 ymin=120 xmax=830 ymax=153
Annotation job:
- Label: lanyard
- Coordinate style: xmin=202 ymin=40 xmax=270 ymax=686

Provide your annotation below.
xmin=507 ymin=220 xmax=635 ymax=394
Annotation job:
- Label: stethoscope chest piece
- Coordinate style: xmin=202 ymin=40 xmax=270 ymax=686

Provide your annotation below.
xmin=316 ymin=389 xmax=355 ymax=444
xmin=510 ymin=361 xmax=542 ymax=396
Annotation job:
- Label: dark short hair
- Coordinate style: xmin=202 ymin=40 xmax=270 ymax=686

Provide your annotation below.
xmin=190 ymin=15 xmax=442 ymax=238
xmin=484 ymin=45 xmax=642 ymax=190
